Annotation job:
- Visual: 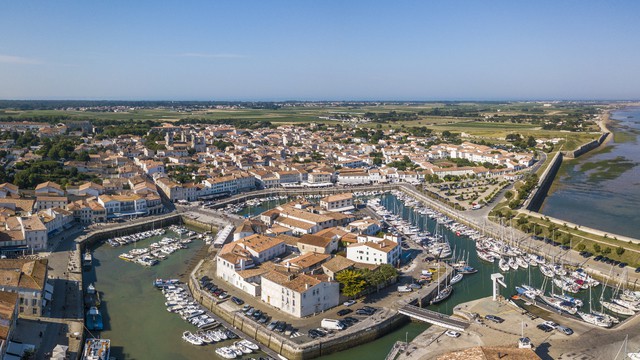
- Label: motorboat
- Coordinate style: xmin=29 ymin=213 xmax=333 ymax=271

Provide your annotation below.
xmin=450 ymin=273 xmax=463 ymax=285
xmin=182 ymin=331 xmax=204 ymax=345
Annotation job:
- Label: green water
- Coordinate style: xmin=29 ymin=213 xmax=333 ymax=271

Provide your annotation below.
xmin=86 ymin=232 xmax=235 ymax=360
xmin=87 ymin=195 xmax=620 ymax=360
xmin=319 ymin=193 xmax=618 ymax=360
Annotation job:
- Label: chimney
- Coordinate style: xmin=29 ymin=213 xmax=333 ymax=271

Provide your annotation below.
xmin=305 ymin=283 xmax=310 ymax=290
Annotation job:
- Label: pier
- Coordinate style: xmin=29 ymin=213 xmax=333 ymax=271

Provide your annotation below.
xmin=398 ymin=305 xmax=469 ymax=332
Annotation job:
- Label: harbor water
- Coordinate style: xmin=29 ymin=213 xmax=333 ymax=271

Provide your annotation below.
xmin=86 ymin=230 xmax=230 ymax=360
xmin=541 ymin=107 xmax=640 ymax=238
xmin=88 ymin=193 xmax=621 ymax=360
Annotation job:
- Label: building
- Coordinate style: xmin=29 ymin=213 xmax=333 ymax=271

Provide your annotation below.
xmin=296 ymin=234 xmax=338 ymax=254
xmin=216 ymin=234 xmax=286 ymax=296
xmin=320 ymin=193 xmax=354 ymax=212
xmin=321 ymin=255 xmax=355 ymax=281
xmin=98 ymin=194 xmax=147 ymax=218
xmin=346 ymin=240 xmax=400 ymax=266
xmin=0 ymin=259 xmax=49 ymax=316
xmin=0 ymin=290 xmax=18 ymax=358
xmin=34 ymin=182 xmax=64 ymax=196
xmin=260 ymin=271 xmax=339 ymax=318
xmin=35 ymin=196 xmax=68 ymax=211
xmin=346 ymin=218 xmax=381 ymax=235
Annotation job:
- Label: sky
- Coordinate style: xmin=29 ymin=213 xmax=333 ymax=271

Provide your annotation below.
xmin=1 ymin=1 xmax=639 ymax=101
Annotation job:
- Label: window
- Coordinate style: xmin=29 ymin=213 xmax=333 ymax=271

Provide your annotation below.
xmin=33 ymin=308 xmax=38 ymax=315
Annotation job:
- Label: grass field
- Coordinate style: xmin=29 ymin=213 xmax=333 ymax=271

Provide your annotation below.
xmin=0 ymin=103 xmax=604 ymax=151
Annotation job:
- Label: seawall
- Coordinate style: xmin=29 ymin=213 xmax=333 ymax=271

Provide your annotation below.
xmin=562 ymin=132 xmax=610 ymax=159
xmin=525 ymin=151 xmax=563 ymax=212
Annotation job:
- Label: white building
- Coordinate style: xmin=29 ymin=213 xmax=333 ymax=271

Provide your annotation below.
xmin=260 ymin=271 xmax=339 ymax=318
xmin=346 ymin=240 xmax=400 ymax=266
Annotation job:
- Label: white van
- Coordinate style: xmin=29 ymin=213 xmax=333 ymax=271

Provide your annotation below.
xmin=321 ymin=318 xmax=345 ymax=330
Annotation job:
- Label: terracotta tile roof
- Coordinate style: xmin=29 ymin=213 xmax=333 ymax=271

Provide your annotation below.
xmin=298 ymin=234 xmax=331 ymax=248
xmin=285 ymin=252 xmax=330 ymax=269
xmin=348 ymin=240 xmax=398 ymax=253
xmin=321 ymin=193 xmax=353 ymax=203
xmin=241 ymin=234 xmax=284 ymax=253
xmin=0 ymin=259 xmax=48 ymax=291
xmin=322 ymin=256 xmax=355 ymax=273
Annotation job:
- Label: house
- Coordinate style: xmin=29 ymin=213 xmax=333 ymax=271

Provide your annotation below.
xmin=17 ymin=216 xmax=48 ymax=251
xmin=346 ymin=240 xmax=401 ymax=266
xmin=260 ymin=271 xmax=339 ymax=318
xmin=321 ymin=255 xmax=356 ymax=281
xmin=34 ymin=182 xmax=64 ymax=196
xmin=216 ymin=234 xmax=286 ymax=296
xmin=35 ymin=196 xmax=68 ymax=211
xmin=98 ymin=194 xmax=147 ymax=218
xmin=0 ymin=259 xmax=49 ymax=316
xmin=346 ymin=218 xmax=381 ymax=236
xmin=0 ymin=290 xmax=18 ymax=358
xmin=296 ymin=234 xmax=338 ymax=254
xmin=320 ymin=193 xmax=354 ymax=212
xmin=283 ymin=252 xmax=331 ymax=273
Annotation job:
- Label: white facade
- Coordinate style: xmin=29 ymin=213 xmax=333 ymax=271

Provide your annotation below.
xmin=260 ymin=275 xmax=339 ymax=318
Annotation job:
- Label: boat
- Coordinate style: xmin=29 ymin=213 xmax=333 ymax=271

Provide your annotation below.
xmin=83 ymin=250 xmax=93 ymax=269
xmin=459 ymin=266 xmax=478 ymax=274
xmin=508 ymin=257 xmax=519 ymax=270
xmin=216 ymin=347 xmax=237 ymax=359
xmin=238 ymin=339 xmax=259 ymax=351
xmin=86 ymin=307 xmax=104 ymax=331
xmin=516 ymin=256 xmax=529 ymax=269
xmin=430 ymin=285 xmax=453 ymax=304
xmin=477 ymin=250 xmax=495 ymax=263
xmin=600 ymin=301 xmax=635 ymax=316
xmin=84 ymin=283 xmax=101 ymax=308
xmin=234 ymin=341 xmax=253 ymax=354
xmin=153 ymin=278 xmax=180 ymax=288
xmin=577 ymin=311 xmax=612 ymax=328
xmin=499 ymin=257 xmax=510 ymax=272
xmin=81 ymin=338 xmax=110 ymax=360
xmin=540 ymin=265 xmax=555 ymax=278
xmin=612 ymin=298 xmax=640 ymax=312
xmin=182 ymin=331 xmax=204 ymax=345
xmin=539 ymin=295 xmax=577 ymax=314
xmin=450 ymin=273 xmax=463 ymax=285
xmin=551 ymin=293 xmax=583 ymax=307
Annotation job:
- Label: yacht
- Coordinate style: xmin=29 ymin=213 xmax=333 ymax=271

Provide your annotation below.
xmin=600 ymin=301 xmax=636 ymax=316
xmin=81 ymin=338 xmax=110 ymax=360
xmin=450 ymin=273 xmax=463 ymax=285
xmin=86 ymin=307 xmax=104 ymax=331
xmin=182 ymin=331 xmax=204 ymax=345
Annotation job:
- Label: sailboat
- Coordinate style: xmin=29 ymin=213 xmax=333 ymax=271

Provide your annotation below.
xmin=578 ymin=284 xmax=613 ymax=327
xmin=430 ymin=263 xmax=453 ymax=304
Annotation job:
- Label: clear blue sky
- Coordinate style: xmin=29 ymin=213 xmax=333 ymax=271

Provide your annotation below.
xmin=1 ymin=1 xmax=639 ymax=100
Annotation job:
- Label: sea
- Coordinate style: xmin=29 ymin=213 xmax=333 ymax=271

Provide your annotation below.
xmin=541 ymin=107 xmax=640 ymax=239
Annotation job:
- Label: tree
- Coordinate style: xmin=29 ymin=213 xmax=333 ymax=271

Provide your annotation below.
xmin=504 ymin=190 xmax=514 ymax=200
xmin=616 ymin=246 xmax=626 ymax=256
xmin=602 ymin=247 xmax=612 ymax=255
xmin=576 ymin=244 xmax=586 ymax=251
xmin=592 ymin=244 xmax=601 ymax=253
xmin=336 ymin=270 xmax=367 ymax=298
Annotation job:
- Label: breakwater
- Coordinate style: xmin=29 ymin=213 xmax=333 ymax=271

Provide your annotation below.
xmin=525 ymin=151 xmax=563 ymax=212
xmin=562 ymin=131 xmax=610 ymax=158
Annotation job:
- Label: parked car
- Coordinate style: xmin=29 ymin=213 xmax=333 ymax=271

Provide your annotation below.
xmin=342 ymin=316 xmax=359 ymax=326
xmin=542 ymin=321 xmax=558 ymax=329
xmin=337 ymin=309 xmax=353 ymax=316
xmin=259 ymin=315 xmax=269 ymax=324
xmin=537 ymin=324 xmax=553 ymax=332
xmin=275 ymin=321 xmax=286 ymax=332
xmin=343 ymin=300 xmax=356 ymax=307
xmin=445 ymin=330 xmax=461 ymax=338
xmin=619 ymin=262 xmax=628 ymax=268
xmin=267 ymin=321 xmax=278 ymax=331
xmin=485 ymin=315 xmax=504 ymax=323
xmin=308 ymin=329 xmax=321 ymax=338
xmin=556 ymin=325 xmax=573 ymax=335
xmin=231 ymin=296 xmax=244 ymax=305
xmin=242 ymin=305 xmax=252 ymax=313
